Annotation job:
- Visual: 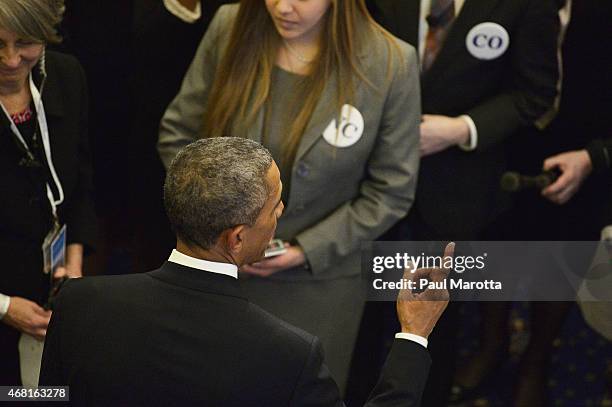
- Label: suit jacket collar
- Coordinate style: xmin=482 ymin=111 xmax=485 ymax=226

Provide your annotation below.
xmin=34 ymin=59 xmax=65 ymax=118
xmin=148 ymin=261 xmax=246 ymax=300
xmin=246 ymin=70 xmax=339 ymax=164
xmin=0 ymin=107 xmax=11 ymax=131
xmin=244 ymin=35 xmax=372 ymax=163
xmin=422 ymin=0 xmax=502 ymax=88
xmin=294 ymin=76 xmax=339 ymax=162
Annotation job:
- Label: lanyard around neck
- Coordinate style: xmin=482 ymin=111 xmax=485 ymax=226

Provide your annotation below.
xmin=0 ymin=75 xmax=64 ymax=219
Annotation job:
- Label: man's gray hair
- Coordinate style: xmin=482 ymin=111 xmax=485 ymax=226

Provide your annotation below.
xmin=164 ymin=137 xmax=274 ymax=250
xmin=0 ymin=0 xmax=65 ymax=44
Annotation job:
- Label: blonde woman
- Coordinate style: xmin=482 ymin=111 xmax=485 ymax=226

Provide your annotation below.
xmin=158 ymin=0 xmax=420 ymax=390
xmin=0 ymin=0 xmax=95 ymax=385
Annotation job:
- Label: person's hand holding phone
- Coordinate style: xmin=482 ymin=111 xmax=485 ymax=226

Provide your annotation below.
xmin=241 ymin=241 xmax=306 ymax=277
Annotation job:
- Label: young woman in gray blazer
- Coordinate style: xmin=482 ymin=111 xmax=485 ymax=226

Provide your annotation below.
xmin=158 ymin=0 xmax=421 ymax=392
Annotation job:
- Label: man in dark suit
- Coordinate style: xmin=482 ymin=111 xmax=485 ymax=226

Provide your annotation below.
xmin=360 ymin=1 xmax=561 ymax=405
xmin=40 ymin=137 xmax=452 ymax=406
xmin=368 ymin=0 xmax=560 ymax=240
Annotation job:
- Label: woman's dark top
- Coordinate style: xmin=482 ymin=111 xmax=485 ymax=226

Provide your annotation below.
xmin=0 ymin=51 xmax=96 ymax=304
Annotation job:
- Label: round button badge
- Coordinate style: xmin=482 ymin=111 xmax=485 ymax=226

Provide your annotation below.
xmin=466 ymin=22 xmax=510 ymax=60
xmin=323 ymin=104 xmax=364 ymax=148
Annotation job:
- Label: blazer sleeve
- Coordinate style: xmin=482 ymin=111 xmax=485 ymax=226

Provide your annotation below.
xmin=63 ymin=59 xmax=97 ymax=252
xmin=295 ymin=45 xmax=421 ymax=276
xmin=586 ymin=138 xmax=612 ymax=175
xmin=157 ymin=4 xmax=229 ymax=168
xmin=289 ymin=338 xmax=430 ymax=407
xmin=364 ymin=340 xmax=431 ymax=407
xmin=467 ymin=0 xmax=561 ymax=152
xmin=289 ymin=337 xmax=345 ymax=407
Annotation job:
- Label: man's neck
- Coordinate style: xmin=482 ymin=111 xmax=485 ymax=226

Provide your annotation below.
xmin=176 ymin=240 xmax=240 ymax=267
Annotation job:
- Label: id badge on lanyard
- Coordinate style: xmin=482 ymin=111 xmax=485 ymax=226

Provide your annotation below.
xmin=0 ymin=75 xmax=66 ymax=275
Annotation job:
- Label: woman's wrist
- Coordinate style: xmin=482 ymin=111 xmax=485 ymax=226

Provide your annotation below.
xmin=65 ymin=243 xmax=84 ymax=277
xmin=289 ymin=239 xmax=310 ymax=270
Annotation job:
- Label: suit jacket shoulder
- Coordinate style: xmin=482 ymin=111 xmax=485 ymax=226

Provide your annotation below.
xmin=41 ymin=266 xmax=432 ymax=406
xmin=41 ymin=51 xmax=88 ymax=115
xmin=40 ymin=268 xmax=320 ymax=406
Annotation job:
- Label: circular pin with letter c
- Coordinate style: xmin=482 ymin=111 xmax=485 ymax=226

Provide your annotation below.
xmin=466 ymin=22 xmax=510 ymax=60
xmin=323 ymin=104 xmax=364 ymax=148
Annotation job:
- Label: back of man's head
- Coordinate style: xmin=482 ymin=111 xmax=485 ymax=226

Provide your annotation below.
xmin=164 ymin=137 xmax=273 ymax=250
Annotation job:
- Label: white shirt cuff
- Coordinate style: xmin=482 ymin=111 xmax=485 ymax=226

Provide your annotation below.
xmin=458 ymin=115 xmax=478 ymax=151
xmin=395 ymin=332 xmax=428 ymax=348
xmin=0 ymin=293 xmax=10 ymax=320
xmin=163 ymin=0 xmax=201 ymax=23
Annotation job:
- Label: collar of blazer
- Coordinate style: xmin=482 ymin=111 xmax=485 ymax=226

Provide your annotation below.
xmin=32 ymin=53 xmax=65 ymax=118
xmin=147 ymin=261 xmax=247 ymax=300
xmin=243 ymin=68 xmax=347 ymax=167
xmin=223 ymin=3 xmax=372 ymax=164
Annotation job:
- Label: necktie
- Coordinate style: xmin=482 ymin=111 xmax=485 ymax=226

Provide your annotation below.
xmin=422 ymin=0 xmax=456 ymax=72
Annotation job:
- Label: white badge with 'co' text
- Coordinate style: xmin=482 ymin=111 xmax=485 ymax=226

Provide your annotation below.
xmin=466 ymin=22 xmax=510 ymax=60
xmin=323 ymin=104 xmax=364 ymax=148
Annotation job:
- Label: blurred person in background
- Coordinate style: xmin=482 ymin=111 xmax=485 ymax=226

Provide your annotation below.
xmin=362 ymin=0 xmax=561 ymax=405
xmin=158 ymin=0 xmax=421 ymax=393
xmin=58 ymin=0 xmax=232 ymax=275
xmin=0 ymin=0 xmax=95 ymax=385
xmin=473 ymin=1 xmax=612 ymax=405
xmin=130 ymin=0 xmax=234 ymax=272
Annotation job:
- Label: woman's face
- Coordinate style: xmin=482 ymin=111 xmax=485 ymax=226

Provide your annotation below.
xmin=0 ymin=27 xmax=44 ymax=89
xmin=265 ymin=0 xmax=333 ymax=43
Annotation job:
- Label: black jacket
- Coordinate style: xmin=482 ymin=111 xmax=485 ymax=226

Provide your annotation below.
xmin=40 ymin=262 xmax=431 ymax=406
xmin=368 ymin=0 xmax=560 ymax=238
xmin=0 ymin=51 xmax=95 ymax=302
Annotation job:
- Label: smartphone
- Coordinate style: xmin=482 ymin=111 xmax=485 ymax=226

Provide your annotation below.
xmin=265 ymin=239 xmax=287 ymax=258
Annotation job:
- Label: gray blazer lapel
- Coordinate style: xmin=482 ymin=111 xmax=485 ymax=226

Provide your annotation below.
xmin=247 ymin=108 xmax=264 ymax=143
xmin=422 ymin=0 xmax=501 ymax=88
xmin=293 ymin=76 xmax=338 ymax=163
xmin=231 ymin=105 xmax=264 ymax=143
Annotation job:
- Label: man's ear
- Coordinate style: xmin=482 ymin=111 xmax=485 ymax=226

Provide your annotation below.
xmin=226 ymin=225 xmax=247 ymax=255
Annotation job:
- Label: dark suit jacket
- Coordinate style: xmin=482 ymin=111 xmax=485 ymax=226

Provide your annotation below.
xmin=501 ymin=0 xmax=612 ymax=241
xmin=40 ymin=262 xmax=431 ymax=406
xmin=368 ymin=0 xmax=560 ymax=238
xmin=558 ymin=0 xmax=611 ymax=177
xmin=0 ymin=51 xmax=96 ymax=303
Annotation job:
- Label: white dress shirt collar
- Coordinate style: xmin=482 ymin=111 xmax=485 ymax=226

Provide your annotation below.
xmin=168 ymin=249 xmax=238 ymax=279
xmin=163 ymin=0 xmax=201 ymax=24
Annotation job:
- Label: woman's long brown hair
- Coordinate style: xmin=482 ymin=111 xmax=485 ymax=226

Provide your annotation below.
xmin=203 ymin=0 xmax=399 ymax=164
